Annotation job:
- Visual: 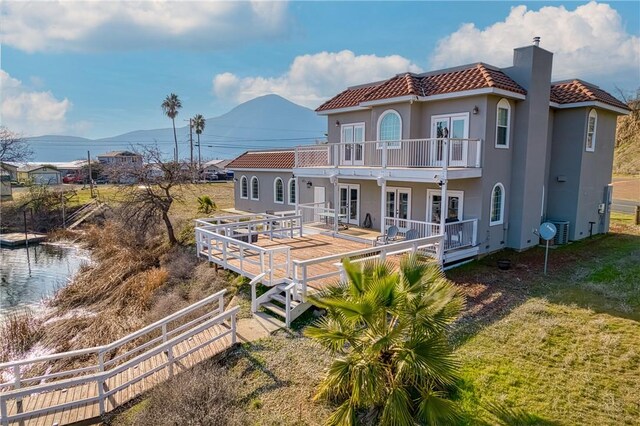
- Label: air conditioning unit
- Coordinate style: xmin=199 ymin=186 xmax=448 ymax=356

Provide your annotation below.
xmin=549 ymin=220 xmax=570 ymax=245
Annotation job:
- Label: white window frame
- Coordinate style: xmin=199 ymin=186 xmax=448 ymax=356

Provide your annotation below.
xmin=340 ymin=122 xmax=365 ymax=166
xmin=250 ymin=176 xmax=259 ymax=200
xmin=274 ymin=177 xmax=284 ymax=204
xmin=586 ymin=109 xmax=597 ymax=152
xmin=240 ymin=175 xmax=248 ymax=199
xmin=426 ymin=189 xmax=464 ymax=223
xmin=495 ymin=98 xmax=511 ymax=149
xmin=490 ymin=183 xmax=505 ymax=226
xmin=288 ymin=178 xmax=296 ymax=205
xmin=376 ymin=109 xmax=402 ymax=149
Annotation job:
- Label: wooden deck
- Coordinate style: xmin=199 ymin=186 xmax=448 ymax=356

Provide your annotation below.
xmin=2 ymin=325 xmax=231 ymax=426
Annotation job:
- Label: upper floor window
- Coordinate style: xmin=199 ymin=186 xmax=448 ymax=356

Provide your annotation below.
xmin=288 ymin=178 xmax=296 ymax=205
xmin=377 ymin=110 xmax=402 ymax=148
xmin=495 ymin=99 xmax=510 ymax=148
xmin=586 ymin=109 xmax=597 ymax=152
xmin=274 ymin=177 xmax=284 ymax=204
xmin=240 ymin=176 xmax=248 ymax=199
xmin=490 ymin=183 xmax=505 ymax=226
xmin=250 ymin=176 xmax=259 ymax=200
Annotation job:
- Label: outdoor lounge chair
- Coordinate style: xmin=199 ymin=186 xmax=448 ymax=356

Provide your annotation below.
xmin=405 ymin=228 xmax=419 ymax=241
xmin=376 ymin=225 xmax=399 ymax=245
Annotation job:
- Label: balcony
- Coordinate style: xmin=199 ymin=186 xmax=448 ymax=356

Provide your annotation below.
xmin=294 ymin=138 xmax=482 ymax=181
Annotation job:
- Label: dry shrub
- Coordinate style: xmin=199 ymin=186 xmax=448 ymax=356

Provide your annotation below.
xmin=0 ymin=310 xmax=43 ymax=362
xmin=129 ymin=363 xmax=245 ymax=426
xmin=160 ymin=246 xmax=197 ymax=283
xmin=144 ymin=292 xmax=190 ymax=325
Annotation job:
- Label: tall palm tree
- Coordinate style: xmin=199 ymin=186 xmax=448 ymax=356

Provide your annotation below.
xmin=161 ymin=93 xmax=182 ymax=162
xmin=305 ymin=255 xmax=465 ymax=426
xmin=192 ymin=114 xmax=206 ymax=172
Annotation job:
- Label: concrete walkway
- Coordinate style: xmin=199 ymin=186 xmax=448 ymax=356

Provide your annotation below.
xmin=227 ymin=296 xmax=286 ymax=342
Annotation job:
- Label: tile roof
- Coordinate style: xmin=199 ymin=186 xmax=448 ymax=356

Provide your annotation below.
xmin=316 ymin=64 xmax=526 ymax=112
xmin=550 ymin=80 xmax=629 ymax=110
xmin=227 ymin=150 xmax=295 ymax=170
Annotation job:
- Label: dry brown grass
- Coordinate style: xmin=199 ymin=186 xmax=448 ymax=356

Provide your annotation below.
xmin=0 ymin=310 xmax=43 ymax=363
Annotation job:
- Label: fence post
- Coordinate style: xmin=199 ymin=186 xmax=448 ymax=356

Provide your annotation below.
xmin=231 ymin=311 xmax=237 ymax=345
xmin=636 ymin=205 xmax=640 ymax=225
xmin=1 ymin=396 xmax=8 ymax=426
xmin=218 ymin=293 xmax=224 ymax=314
xmin=167 ymin=345 xmax=174 ymax=377
xmin=97 ymin=351 xmax=105 ymax=415
xmin=285 ymin=289 xmax=291 ymax=328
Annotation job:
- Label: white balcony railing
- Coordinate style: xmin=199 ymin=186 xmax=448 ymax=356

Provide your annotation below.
xmin=294 ymin=138 xmax=482 ymax=169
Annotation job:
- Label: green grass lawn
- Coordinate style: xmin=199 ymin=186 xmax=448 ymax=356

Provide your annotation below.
xmin=449 ymin=216 xmax=640 ymax=424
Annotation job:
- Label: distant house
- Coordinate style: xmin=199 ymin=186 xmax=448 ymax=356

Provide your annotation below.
xmin=17 ymin=165 xmax=62 ymax=185
xmin=0 ymin=162 xmax=18 ymax=181
xmin=202 ymin=159 xmax=231 ymax=174
xmin=227 ymin=149 xmax=295 ymax=213
xmin=97 ymin=151 xmax=142 ymax=165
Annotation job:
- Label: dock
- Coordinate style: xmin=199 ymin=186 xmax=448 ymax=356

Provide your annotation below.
xmin=0 ymin=233 xmax=47 ymax=247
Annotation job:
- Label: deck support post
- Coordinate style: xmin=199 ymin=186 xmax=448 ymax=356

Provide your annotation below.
xmin=231 ymin=312 xmax=237 ymax=345
xmin=439 ymin=138 xmax=449 ymax=266
xmin=379 ymin=177 xmax=386 ymax=233
xmin=332 ymin=176 xmax=339 ymax=235
xmin=97 ymin=351 xmax=105 ymax=415
xmin=0 ymin=397 xmax=7 ymax=426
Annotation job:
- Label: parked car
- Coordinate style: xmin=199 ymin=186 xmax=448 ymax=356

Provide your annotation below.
xmin=62 ymin=174 xmax=83 ymax=184
xmin=203 ymin=172 xmax=219 ymax=181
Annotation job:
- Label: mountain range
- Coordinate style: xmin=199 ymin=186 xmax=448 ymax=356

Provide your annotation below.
xmin=26 ymin=95 xmax=327 ymax=162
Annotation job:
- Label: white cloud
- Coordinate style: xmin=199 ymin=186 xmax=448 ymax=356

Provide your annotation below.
xmin=430 ymin=2 xmax=640 ymax=81
xmin=1 ymin=70 xmax=74 ymax=136
xmin=213 ymin=50 xmax=422 ymax=108
xmin=0 ymin=0 xmax=289 ymax=53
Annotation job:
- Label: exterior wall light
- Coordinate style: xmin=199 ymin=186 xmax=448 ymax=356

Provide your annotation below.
xmin=472 ymin=106 xmax=479 ymax=115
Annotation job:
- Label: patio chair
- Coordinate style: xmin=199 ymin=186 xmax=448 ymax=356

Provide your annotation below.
xmin=405 ymin=228 xmax=420 ymax=241
xmin=376 ymin=225 xmax=399 ymax=245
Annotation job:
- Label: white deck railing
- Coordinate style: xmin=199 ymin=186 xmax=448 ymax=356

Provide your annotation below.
xmin=291 ymin=235 xmax=443 ymax=300
xmin=384 ymin=216 xmax=478 ymax=253
xmin=295 ymin=138 xmax=482 ymax=169
xmin=195 ymin=215 xmax=303 ymax=285
xmin=0 ymin=290 xmax=238 ymax=425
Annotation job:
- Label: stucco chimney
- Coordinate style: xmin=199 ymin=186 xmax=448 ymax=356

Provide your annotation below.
xmin=533 ymin=36 xmax=541 ymax=47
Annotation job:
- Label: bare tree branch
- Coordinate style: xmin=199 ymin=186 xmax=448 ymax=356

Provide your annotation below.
xmin=0 ymin=127 xmax=32 ymax=164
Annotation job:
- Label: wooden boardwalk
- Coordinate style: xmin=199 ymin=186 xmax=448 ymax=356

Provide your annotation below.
xmin=0 ymin=293 xmax=238 ymax=426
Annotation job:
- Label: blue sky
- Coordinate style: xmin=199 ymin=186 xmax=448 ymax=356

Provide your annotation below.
xmin=1 ymin=1 xmax=639 ymax=138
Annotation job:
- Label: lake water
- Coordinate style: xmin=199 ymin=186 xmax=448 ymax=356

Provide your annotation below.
xmin=0 ymin=244 xmax=90 ymax=317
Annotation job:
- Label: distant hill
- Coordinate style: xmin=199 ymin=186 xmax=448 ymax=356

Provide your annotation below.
xmin=26 ymin=95 xmax=327 ymax=162
xmin=614 ymin=93 xmax=639 ymax=175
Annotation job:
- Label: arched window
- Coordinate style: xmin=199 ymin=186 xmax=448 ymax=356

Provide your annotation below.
xmin=586 ymin=109 xmax=597 ymax=152
xmin=495 ymin=98 xmax=511 ymax=148
xmin=240 ymin=176 xmax=248 ymax=199
xmin=377 ymin=110 xmax=402 ymax=148
xmin=274 ymin=177 xmax=284 ymax=203
xmin=490 ymin=183 xmax=505 ymax=226
xmin=288 ymin=178 xmax=296 ymax=205
xmin=250 ymin=176 xmax=259 ymax=200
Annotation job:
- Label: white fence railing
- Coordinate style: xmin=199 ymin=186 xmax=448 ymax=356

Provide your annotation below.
xmin=384 ymin=217 xmax=440 ymax=240
xmin=0 ymin=290 xmax=238 ymax=425
xmin=292 ymin=235 xmax=443 ymax=300
xmin=297 ymin=201 xmax=342 ymax=229
xmin=295 ymin=138 xmax=482 ymax=169
xmin=443 ymin=219 xmax=478 ymax=251
xmin=196 ymin=216 xmax=303 ymax=285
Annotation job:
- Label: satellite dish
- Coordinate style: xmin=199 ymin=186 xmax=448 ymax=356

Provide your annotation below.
xmin=539 ymin=222 xmax=557 ymax=241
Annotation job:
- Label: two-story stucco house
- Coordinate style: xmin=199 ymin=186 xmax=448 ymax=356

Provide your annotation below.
xmin=293 ymin=41 xmax=628 ymax=263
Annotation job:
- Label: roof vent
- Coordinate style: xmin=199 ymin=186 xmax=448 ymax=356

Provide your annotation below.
xmin=533 ymin=36 xmax=541 ymax=47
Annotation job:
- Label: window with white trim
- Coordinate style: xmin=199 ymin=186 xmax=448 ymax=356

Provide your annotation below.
xmin=274 ymin=177 xmax=284 ymax=204
xmin=240 ymin=176 xmax=248 ymax=199
xmin=250 ymin=176 xmax=259 ymax=200
xmin=377 ymin=110 xmax=402 ymax=148
xmin=586 ymin=109 xmax=597 ymax=152
xmin=495 ymin=98 xmax=510 ymax=148
xmin=490 ymin=183 xmax=505 ymax=226
xmin=288 ymin=178 xmax=296 ymax=205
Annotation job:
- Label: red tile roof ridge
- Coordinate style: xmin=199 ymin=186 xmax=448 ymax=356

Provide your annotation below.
xmin=476 ymin=64 xmax=496 ymax=88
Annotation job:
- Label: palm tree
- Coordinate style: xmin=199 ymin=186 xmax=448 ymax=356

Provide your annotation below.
xmin=305 ymin=255 xmax=465 ymax=426
xmin=161 ymin=93 xmax=182 ymax=162
xmin=192 ymin=114 xmax=206 ymax=172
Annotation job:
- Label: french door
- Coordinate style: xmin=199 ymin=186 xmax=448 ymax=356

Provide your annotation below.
xmin=339 ymin=184 xmax=360 ymax=225
xmin=341 ymin=123 xmax=365 ymax=166
xmin=430 ymin=113 xmax=469 ymax=167
xmin=427 ymin=189 xmax=464 ymax=223
xmin=386 ymin=187 xmax=411 ymax=231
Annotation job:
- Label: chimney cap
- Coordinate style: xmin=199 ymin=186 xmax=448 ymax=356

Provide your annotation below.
xmin=533 ymin=36 xmax=541 ymax=46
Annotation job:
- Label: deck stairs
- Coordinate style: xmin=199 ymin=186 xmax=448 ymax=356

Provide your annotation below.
xmin=250 ymin=274 xmax=313 ymax=328
xmin=67 ymin=200 xmax=105 ymax=230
